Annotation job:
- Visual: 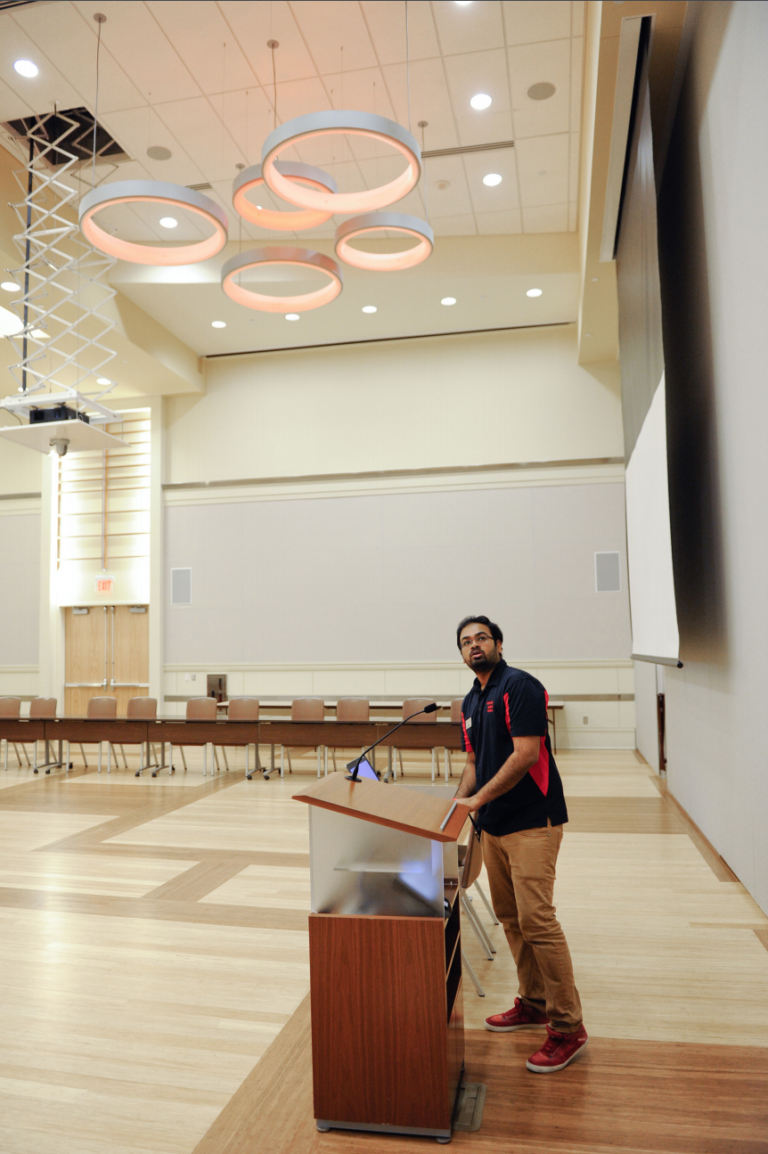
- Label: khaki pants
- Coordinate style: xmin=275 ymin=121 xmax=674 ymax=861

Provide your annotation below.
xmin=482 ymin=824 xmax=583 ymax=1033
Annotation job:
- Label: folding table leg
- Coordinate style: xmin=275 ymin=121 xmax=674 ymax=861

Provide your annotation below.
xmin=98 ymin=743 xmax=102 ymax=774
xmin=203 ymin=744 xmax=208 ymax=777
xmin=462 ymin=951 xmax=485 ymax=997
xmin=444 ymin=748 xmax=450 ymax=782
xmin=280 ymin=747 xmax=284 ymax=779
xmin=431 ymin=748 xmax=437 ymax=782
xmin=79 ymin=743 xmax=88 ymax=768
xmin=245 ymin=744 xmax=250 ymax=780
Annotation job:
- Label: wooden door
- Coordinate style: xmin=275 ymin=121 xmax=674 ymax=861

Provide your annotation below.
xmin=110 ymin=605 xmax=149 ymax=714
xmin=64 ymin=606 xmax=109 ymax=715
xmin=64 ymin=605 xmax=149 ymax=715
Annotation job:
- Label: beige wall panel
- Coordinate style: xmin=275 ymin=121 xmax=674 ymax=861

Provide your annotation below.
xmin=165 ymin=325 xmax=623 ymax=485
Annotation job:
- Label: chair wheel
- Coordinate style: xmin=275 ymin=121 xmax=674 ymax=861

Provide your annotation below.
xmin=46 ymin=769 xmax=51 ymax=775
xmin=33 ymin=769 xmax=38 ymax=774
xmin=264 ymin=775 xmax=270 ymax=781
xmin=151 ymin=772 xmax=157 ymax=778
xmin=246 ymin=774 xmax=252 ymax=780
xmin=135 ymin=771 xmax=141 ymax=777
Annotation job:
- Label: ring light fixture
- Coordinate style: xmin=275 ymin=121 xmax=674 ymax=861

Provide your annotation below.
xmin=79 ymin=180 xmax=228 ymax=265
xmin=262 ymin=111 xmax=422 ymax=215
xmin=220 ymin=247 xmax=343 ymax=313
xmin=335 ymin=212 xmax=434 ymax=271
xmin=233 ymin=162 xmax=338 ymax=231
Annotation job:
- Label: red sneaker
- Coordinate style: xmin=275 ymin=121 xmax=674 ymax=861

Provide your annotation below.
xmin=526 ymin=1024 xmax=588 ymax=1072
xmin=485 ymin=997 xmax=549 ymax=1032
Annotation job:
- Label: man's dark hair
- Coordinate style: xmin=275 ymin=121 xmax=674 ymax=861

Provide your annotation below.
xmin=456 ymin=615 xmax=503 ymax=650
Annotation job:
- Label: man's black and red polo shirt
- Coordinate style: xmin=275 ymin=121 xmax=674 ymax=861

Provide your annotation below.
xmin=460 ymin=659 xmax=568 ymax=836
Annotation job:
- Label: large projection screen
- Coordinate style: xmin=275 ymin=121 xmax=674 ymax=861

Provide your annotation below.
xmin=615 ymin=23 xmax=680 ymax=666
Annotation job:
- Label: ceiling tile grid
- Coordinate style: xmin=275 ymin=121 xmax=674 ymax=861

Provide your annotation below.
xmin=0 ymin=0 xmax=585 ymax=243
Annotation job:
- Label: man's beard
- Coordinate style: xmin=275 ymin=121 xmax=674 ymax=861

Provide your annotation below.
xmin=470 ymin=650 xmax=498 ymax=672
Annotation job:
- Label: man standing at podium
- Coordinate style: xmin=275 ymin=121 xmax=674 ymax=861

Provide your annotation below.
xmin=454 ymin=615 xmax=588 ymax=1073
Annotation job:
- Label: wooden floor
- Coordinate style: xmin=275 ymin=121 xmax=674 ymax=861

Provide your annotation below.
xmin=0 ymin=746 xmax=766 ymax=1153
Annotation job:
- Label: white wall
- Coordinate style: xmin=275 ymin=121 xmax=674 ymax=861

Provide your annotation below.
xmin=164 ymin=324 xmax=623 ymax=484
xmin=633 ymin=659 xmax=659 ymax=773
xmin=661 ymin=2 xmax=768 ymax=912
xmin=0 ymin=507 xmax=40 ymax=702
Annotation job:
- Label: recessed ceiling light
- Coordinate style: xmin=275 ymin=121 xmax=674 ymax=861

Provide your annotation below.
xmin=526 ymin=288 xmax=542 ymax=298
xmin=211 ymin=320 xmax=226 ymax=328
xmin=159 ymin=216 xmax=177 ymax=229
xmin=362 ymin=305 xmax=377 ymax=314
xmin=146 ymin=145 xmax=172 ymax=161
xmin=14 ymin=60 xmax=38 ymax=78
xmin=30 ymin=328 xmax=48 ymax=339
xmin=96 ymin=377 xmax=111 ymax=385
xmin=470 ymin=93 xmax=492 ymax=111
xmin=285 ymin=313 xmax=300 ymax=321
xmin=1 ymin=282 xmax=19 ymax=293
xmin=483 ymin=173 xmax=502 ymax=187
xmin=527 ymin=82 xmax=556 ymax=101
xmin=441 ymin=297 xmax=457 ymax=306
xmin=455 ymin=1 xmax=472 ymax=5
xmin=591 ymin=276 xmax=599 ymax=282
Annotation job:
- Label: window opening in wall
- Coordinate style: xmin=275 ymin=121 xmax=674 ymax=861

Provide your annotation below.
xmin=171 ymin=568 xmax=192 ymax=605
xmin=595 ymin=551 xmax=621 ymax=592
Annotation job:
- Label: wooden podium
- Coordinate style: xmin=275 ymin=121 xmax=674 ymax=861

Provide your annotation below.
xmin=294 ymin=774 xmax=469 ymax=1144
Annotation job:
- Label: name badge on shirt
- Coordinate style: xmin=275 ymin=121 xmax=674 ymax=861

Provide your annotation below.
xmin=465 ymin=717 xmax=472 ymax=728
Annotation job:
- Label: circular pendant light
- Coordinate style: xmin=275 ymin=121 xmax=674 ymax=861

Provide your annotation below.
xmin=79 ymin=180 xmax=228 ymax=265
xmin=220 ymin=247 xmax=343 ymax=313
xmin=262 ymin=111 xmax=421 ymax=215
xmin=335 ymin=212 xmax=434 ymax=271
xmin=233 ymin=162 xmax=338 ymax=231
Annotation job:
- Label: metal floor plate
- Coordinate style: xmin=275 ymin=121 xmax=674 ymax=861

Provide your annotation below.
xmin=452 ymin=1082 xmax=487 ymax=1133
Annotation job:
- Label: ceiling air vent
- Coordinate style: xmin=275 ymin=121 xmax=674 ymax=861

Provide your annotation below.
xmin=187 ymin=182 xmax=213 ymax=192
xmin=2 ymin=107 xmax=129 ymax=169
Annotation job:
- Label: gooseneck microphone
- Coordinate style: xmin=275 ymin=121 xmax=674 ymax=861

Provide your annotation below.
xmin=345 ymin=703 xmax=440 ymax=782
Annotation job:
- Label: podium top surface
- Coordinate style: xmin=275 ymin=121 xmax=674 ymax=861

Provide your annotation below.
xmin=293 ymin=774 xmax=469 ymax=843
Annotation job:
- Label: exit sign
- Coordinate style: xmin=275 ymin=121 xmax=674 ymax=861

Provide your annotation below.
xmin=95 ymin=576 xmax=114 ymax=594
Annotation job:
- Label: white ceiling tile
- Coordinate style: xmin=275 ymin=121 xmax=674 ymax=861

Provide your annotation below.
xmin=383 ymin=60 xmax=459 ymax=150
xmin=0 ymin=75 xmax=34 ymax=123
xmin=570 ymin=36 xmax=583 ymax=133
xmin=271 ymin=77 xmax=333 ymax=123
xmin=456 ymin=110 xmax=514 ymax=147
xmin=475 ymin=208 xmax=522 ymax=234
xmin=153 ymin=96 xmax=244 ymax=185
xmin=71 ymin=1 xmax=201 ymax=104
xmin=323 ymin=66 xmax=397 ymax=127
xmin=12 ymin=2 xmax=145 ymax=115
xmin=97 ymin=106 xmax=204 ymax=185
xmin=462 ymin=148 xmax=520 ymax=212
xmin=430 ymin=214 xmax=477 ymax=237
xmin=359 ymin=1 xmax=440 ymax=65
xmin=422 ymin=155 xmax=473 ymax=216
xmin=568 ymin=131 xmax=580 ymax=202
xmin=568 ymin=201 xmax=577 ymax=231
xmin=145 ymin=1 xmax=260 ymax=96
xmin=502 ymin=1 xmax=571 ymax=46
xmin=443 ymin=48 xmax=510 ymax=115
xmin=515 ymin=133 xmax=568 ymax=205
xmin=0 ymin=13 xmax=84 ymax=115
xmin=291 ymin=1 xmax=378 ymax=74
xmin=432 ymin=0 xmax=505 ymax=56
xmin=218 ymin=0 xmax=318 ymax=85
xmin=522 ymin=202 xmax=568 ymax=232
xmin=507 ymin=38 xmax=570 ymax=138
xmin=572 ymin=1 xmax=586 ymax=39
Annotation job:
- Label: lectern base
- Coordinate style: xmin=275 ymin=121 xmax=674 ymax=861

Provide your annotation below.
xmin=316 ymin=1119 xmax=452 ymax=1142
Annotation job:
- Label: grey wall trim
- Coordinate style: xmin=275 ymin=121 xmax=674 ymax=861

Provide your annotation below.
xmin=0 ymin=492 xmax=41 ymax=500
xmin=204 ymin=320 xmax=573 ymax=360
xmin=162 ymin=457 xmax=625 ymax=493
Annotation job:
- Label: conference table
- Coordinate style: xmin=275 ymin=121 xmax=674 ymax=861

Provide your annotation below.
xmin=0 ymin=716 xmax=464 ymax=780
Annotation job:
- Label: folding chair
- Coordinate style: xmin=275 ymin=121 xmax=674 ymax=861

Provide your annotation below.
xmin=281 ymin=698 xmax=325 ymax=777
xmin=0 ymin=697 xmax=29 ymax=769
xmin=325 ymin=698 xmax=370 ymax=773
xmin=165 ymin=696 xmax=218 ymax=777
xmin=390 ymin=698 xmax=440 ymax=781
xmin=71 ymin=696 xmax=117 ymax=773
